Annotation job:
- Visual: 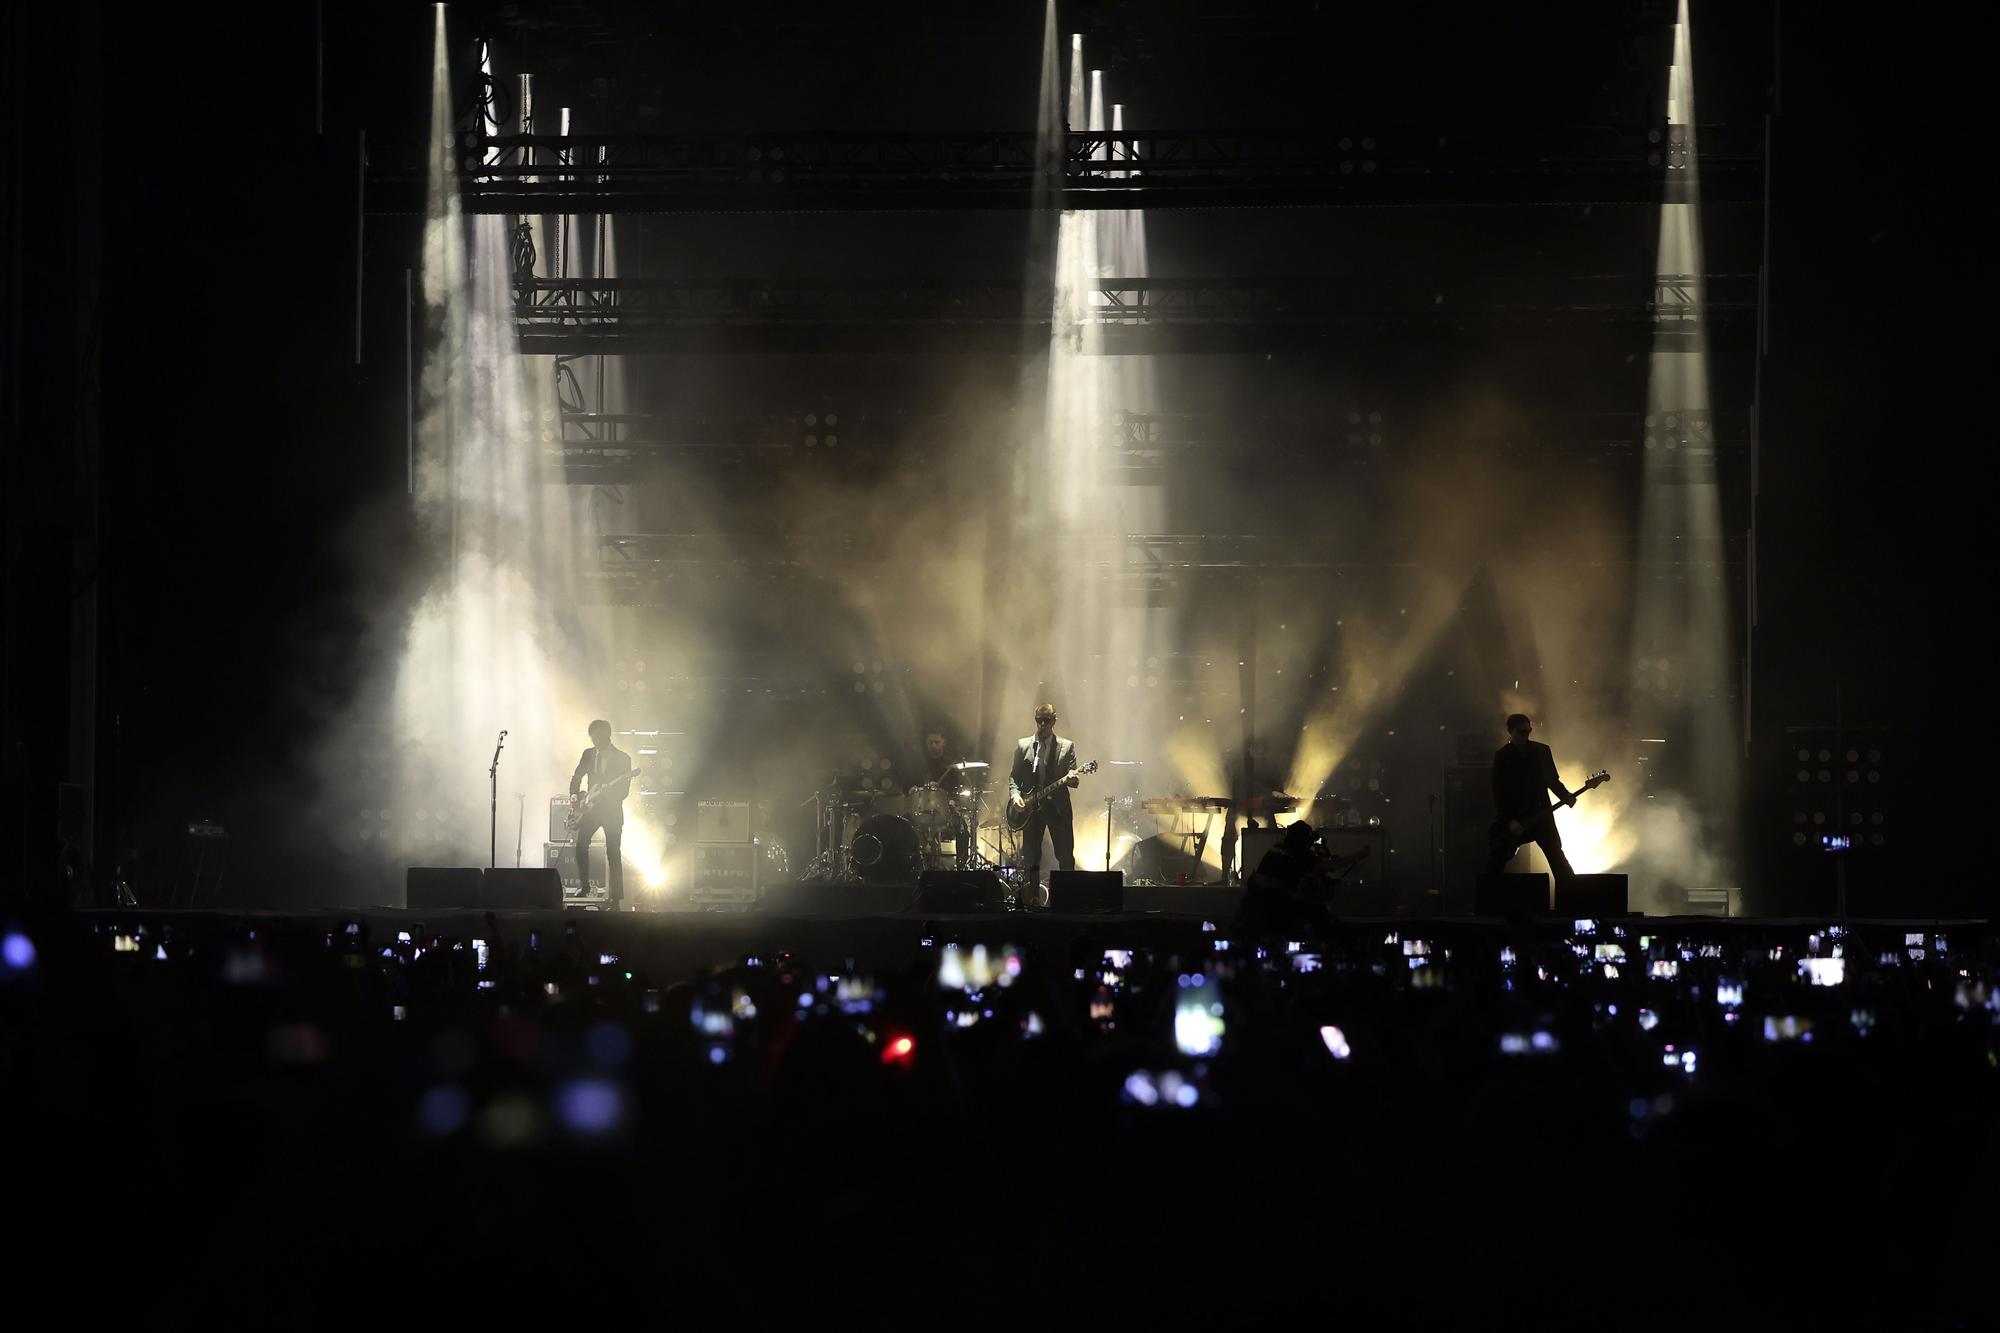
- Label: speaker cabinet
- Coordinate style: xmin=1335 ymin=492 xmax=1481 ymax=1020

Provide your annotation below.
xmin=479 ymin=867 xmax=563 ymax=910
xmin=403 ymin=866 xmax=561 ymax=911
xmin=914 ymin=870 xmax=1007 ymax=912
xmin=1554 ymin=873 xmax=1629 ymax=918
xmin=548 ymin=798 xmax=574 ymax=845
xmin=1442 ymin=765 xmax=1495 ymax=913
xmin=1049 ymin=870 xmax=1123 ymax=912
xmin=1474 ymin=872 xmax=1549 ymax=920
xmin=691 ymin=843 xmax=759 ymax=905
xmin=404 ymin=866 xmax=484 ymax=910
xmin=696 ymin=801 xmax=753 ymax=844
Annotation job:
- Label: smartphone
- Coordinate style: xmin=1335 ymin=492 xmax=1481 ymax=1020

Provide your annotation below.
xmin=1173 ymin=973 xmax=1224 ymax=1057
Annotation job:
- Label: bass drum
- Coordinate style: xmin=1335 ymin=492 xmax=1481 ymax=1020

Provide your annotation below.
xmin=849 ymin=814 xmax=920 ymax=884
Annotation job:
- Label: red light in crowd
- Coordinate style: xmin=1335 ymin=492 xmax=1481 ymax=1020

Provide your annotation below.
xmin=881 ymin=1035 xmax=915 ymax=1066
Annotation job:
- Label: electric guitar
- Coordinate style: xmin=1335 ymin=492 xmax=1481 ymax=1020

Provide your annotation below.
xmin=1487 ymin=769 xmax=1610 ymax=861
xmin=1006 ymin=759 xmax=1099 ymax=833
xmin=564 ymin=765 xmax=644 ymax=835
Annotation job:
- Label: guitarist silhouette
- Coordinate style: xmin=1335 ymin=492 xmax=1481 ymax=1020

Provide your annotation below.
xmin=568 ymin=719 xmax=633 ymax=907
xmin=1483 ymin=713 xmax=1598 ymax=893
xmin=1008 ymin=703 xmax=1079 ymax=903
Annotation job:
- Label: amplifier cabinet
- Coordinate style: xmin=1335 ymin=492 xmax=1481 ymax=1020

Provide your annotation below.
xmin=545 ymin=841 xmax=607 ymax=894
xmin=690 ymin=842 xmax=759 ymax=905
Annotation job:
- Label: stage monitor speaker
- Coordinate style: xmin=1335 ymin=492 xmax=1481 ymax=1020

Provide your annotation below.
xmin=1240 ymin=825 xmax=1386 ymax=890
xmin=404 ymin=866 xmax=484 ymax=910
xmin=480 ymin=867 xmax=564 ymax=910
xmin=1049 ymin=870 xmax=1123 ymax=912
xmin=1240 ymin=827 xmax=1283 ymax=880
xmin=1474 ymin=872 xmax=1549 ymax=920
xmin=1555 ymin=873 xmax=1629 ymax=918
xmin=1683 ymin=887 xmax=1738 ymax=918
xmin=914 ymin=870 xmax=1007 ymax=913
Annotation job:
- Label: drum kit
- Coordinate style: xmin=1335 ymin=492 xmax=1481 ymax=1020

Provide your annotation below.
xmin=806 ymin=760 xmax=1010 ymax=885
xmin=800 ymin=752 xmax=1359 ymax=889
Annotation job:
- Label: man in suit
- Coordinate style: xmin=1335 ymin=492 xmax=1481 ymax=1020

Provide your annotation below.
xmin=568 ymin=718 xmax=633 ymax=907
xmin=1009 ymin=702 xmax=1078 ymax=904
xmin=1483 ymin=713 xmax=1577 ymax=894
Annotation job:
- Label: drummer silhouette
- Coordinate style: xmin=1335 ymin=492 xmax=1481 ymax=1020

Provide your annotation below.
xmin=922 ymin=728 xmax=963 ymax=785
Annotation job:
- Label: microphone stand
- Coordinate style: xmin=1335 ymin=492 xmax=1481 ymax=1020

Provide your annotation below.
xmin=488 ymin=730 xmax=508 ymax=869
xmin=1104 ymin=795 xmax=1115 ymax=873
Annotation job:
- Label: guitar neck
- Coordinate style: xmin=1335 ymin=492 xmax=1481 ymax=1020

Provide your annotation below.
xmin=1525 ymin=776 xmax=1604 ymax=827
xmin=1028 ymin=764 xmax=1090 ymax=804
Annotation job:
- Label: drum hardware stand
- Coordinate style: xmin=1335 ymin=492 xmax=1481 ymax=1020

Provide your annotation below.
xmin=801 ymin=783 xmax=862 ymax=883
xmin=944 ymin=761 xmax=1003 ymax=875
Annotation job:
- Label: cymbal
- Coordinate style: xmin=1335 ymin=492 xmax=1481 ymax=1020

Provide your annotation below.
xmin=950 ymin=760 xmax=990 ymax=770
xmin=1104 ymin=759 xmax=1145 ymax=766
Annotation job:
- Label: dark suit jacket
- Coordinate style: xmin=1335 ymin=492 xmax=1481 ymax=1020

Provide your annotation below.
xmin=1491 ymin=740 xmax=1574 ymax=821
xmin=1009 ymin=734 xmax=1077 ymax=816
xmin=569 ymin=744 xmax=634 ymax=822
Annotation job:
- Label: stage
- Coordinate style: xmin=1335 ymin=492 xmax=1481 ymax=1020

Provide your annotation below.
xmin=65 ymin=900 xmax=1989 ymax=991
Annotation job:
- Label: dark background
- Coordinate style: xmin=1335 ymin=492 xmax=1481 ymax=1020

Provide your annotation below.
xmin=2 ymin=1 xmax=1968 ymax=914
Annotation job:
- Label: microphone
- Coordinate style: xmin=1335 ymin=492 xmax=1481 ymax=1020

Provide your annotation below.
xmin=498 ymin=730 xmax=509 ymax=741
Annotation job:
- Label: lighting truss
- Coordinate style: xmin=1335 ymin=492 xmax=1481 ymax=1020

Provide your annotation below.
xmin=369 ymin=123 xmax=1762 ymax=213
xmin=513 ymin=273 xmax=1756 ymax=355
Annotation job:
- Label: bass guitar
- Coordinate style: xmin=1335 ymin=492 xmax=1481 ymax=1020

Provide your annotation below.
xmin=1487 ymin=769 xmax=1610 ymax=861
xmin=1006 ymin=759 xmax=1099 ymax=833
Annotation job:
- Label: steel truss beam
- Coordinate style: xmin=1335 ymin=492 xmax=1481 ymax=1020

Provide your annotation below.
xmin=584 ymin=541 xmax=1737 ymax=605
xmin=543 ymin=408 xmax=1749 ymax=476
xmin=372 ymin=123 xmax=1757 ymax=212
xmin=514 ymin=273 xmax=1755 ymax=355
xmin=592 ymin=530 xmax=1741 ymax=572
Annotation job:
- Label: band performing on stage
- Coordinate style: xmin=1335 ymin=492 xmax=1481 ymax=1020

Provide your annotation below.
xmin=553 ymin=706 xmax=1606 ymax=911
